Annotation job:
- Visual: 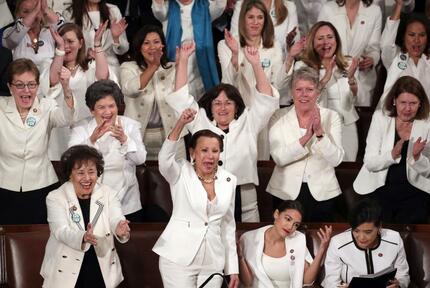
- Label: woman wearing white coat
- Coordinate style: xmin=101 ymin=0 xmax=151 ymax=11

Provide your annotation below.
xmin=69 ymin=80 xmax=147 ymax=222
xmin=41 ymin=145 xmax=130 ymax=288
xmin=318 ymin=0 xmax=382 ymax=107
xmin=120 ymin=25 xmax=185 ymax=160
xmin=230 ymin=0 xmax=299 ymax=56
xmin=378 ymin=0 xmax=430 ymax=108
xmin=166 ymin=42 xmax=279 ymax=222
xmin=354 ymin=76 xmax=430 ymax=224
xmin=238 ymin=200 xmax=332 ymax=288
xmin=153 ymin=110 xmax=239 ymax=288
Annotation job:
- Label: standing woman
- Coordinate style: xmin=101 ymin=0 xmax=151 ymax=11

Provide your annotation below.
xmin=153 ymin=110 xmax=239 ymax=288
xmin=41 ymin=22 xmax=110 ymax=160
xmin=378 ymin=0 xmax=430 ymax=107
xmin=69 ymin=80 xmax=147 ymax=222
xmin=354 ymin=76 xmax=430 ymax=224
xmin=2 ymin=0 xmax=64 ymax=70
xmin=230 ymin=0 xmax=299 ymax=55
xmin=238 ymin=200 xmax=332 ymax=287
xmin=290 ymin=21 xmax=359 ymax=161
xmin=152 ymin=0 xmax=226 ymax=99
xmin=120 ymin=25 xmax=185 ymax=160
xmin=167 ymin=42 xmax=279 ymax=222
xmin=0 ymin=58 xmax=75 ymax=224
xmin=63 ymin=0 xmax=128 ymax=79
xmin=267 ymin=67 xmax=344 ymax=222
xmin=318 ymin=0 xmax=382 ymax=107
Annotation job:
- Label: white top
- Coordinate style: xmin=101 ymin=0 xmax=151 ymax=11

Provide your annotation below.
xmin=323 ymin=228 xmax=410 ymax=288
xmin=230 ymin=0 xmax=299 ymax=55
xmin=165 ymin=84 xmax=279 ymax=186
xmin=68 ymin=116 xmax=147 ymax=215
xmin=63 ymin=3 xmax=129 ymax=79
xmin=262 ymin=253 xmax=291 ymax=287
xmin=151 ymin=0 xmax=226 ymax=99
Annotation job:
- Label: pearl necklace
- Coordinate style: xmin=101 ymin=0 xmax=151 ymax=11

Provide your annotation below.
xmin=196 ymin=172 xmax=217 ymax=184
xmin=65 ymin=64 xmax=79 ymax=72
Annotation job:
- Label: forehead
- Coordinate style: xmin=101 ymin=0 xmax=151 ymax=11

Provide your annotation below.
xmin=293 ymin=78 xmax=317 ymax=88
xmin=280 ymin=209 xmax=302 ymax=221
xmin=315 ymin=25 xmax=335 ymax=36
xmin=214 ymin=91 xmax=232 ymax=101
xmin=406 ymin=21 xmax=426 ymax=33
xmin=355 ymin=222 xmax=378 ymax=230
xmin=95 ymin=95 xmax=116 ymax=105
xmin=73 ymin=160 xmax=97 ymax=170
xmin=246 ymin=6 xmax=264 ymax=16
xmin=195 ymin=136 xmax=220 ymax=148
xmin=397 ymin=92 xmax=420 ymax=102
xmin=13 ymin=71 xmax=37 ymax=82
xmin=144 ymin=32 xmax=162 ymax=42
xmin=62 ymin=30 xmax=79 ymax=40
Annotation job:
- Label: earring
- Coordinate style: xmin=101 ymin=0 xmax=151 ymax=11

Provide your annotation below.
xmin=393 ymin=102 xmax=396 ymax=106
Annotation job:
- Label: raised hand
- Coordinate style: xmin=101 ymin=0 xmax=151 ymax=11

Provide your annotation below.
xmin=358 ymin=55 xmax=373 ymax=71
xmin=110 ymin=18 xmax=128 ymax=41
xmin=412 ymin=137 xmax=427 ymax=161
xmin=178 ymin=108 xmax=197 ymax=125
xmin=347 ymin=57 xmax=359 ymax=80
xmin=110 ymin=117 xmax=128 ymax=145
xmin=90 ymin=119 xmax=112 ymax=144
xmin=243 ymin=46 xmax=260 ymax=67
xmin=312 ymin=107 xmax=323 ymax=137
xmin=179 ymin=41 xmax=196 ymax=62
xmin=83 ymin=223 xmax=97 ymax=246
xmin=286 ymin=26 xmax=298 ymax=51
xmin=224 ymin=29 xmax=239 ymax=55
xmin=317 ymin=225 xmax=333 ymax=251
xmin=60 ymin=66 xmax=71 ymax=87
xmin=94 ymin=20 xmax=108 ymax=47
xmin=49 ymin=27 xmax=65 ymax=50
xmin=23 ymin=0 xmax=42 ymax=27
xmin=392 ymin=138 xmax=405 ymax=160
xmin=115 ymin=219 xmax=130 ymax=238
xmin=320 ymin=55 xmax=336 ymax=88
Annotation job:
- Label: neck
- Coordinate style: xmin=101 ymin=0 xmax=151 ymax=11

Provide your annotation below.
xmin=195 ymin=167 xmax=216 ymax=183
xmin=296 ymin=107 xmax=314 ymax=120
xmin=396 ymin=117 xmax=414 ymax=124
xmin=266 ymin=226 xmax=284 ymax=244
xmin=16 ymin=105 xmax=30 ymax=115
xmin=87 ymin=2 xmax=99 ymax=11
xmin=322 ymin=57 xmax=334 ymax=69
xmin=28 ymin=25 xmax=41 ymax=37
xmin=345 ymin=0 xmax=360 ymax=8
xmin=246 ymin=35 xmax=262 ymax=48
xmin=411 ymin=55 xmax=420 ymax=66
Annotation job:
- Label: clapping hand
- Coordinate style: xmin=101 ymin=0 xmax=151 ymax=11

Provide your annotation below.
xmin=244 ymin=46 xmax=260 ymax=67
xmin=83 ymin=223 xmax=97 ymax=246
xmin=347 ymin=57 xmax=359 ymax=80
xmin=49 ymin=27 xmax=65 ymax=50
xmin=94 ymin=20 xmax=108 ymax=47
xmin=110 ymin=117 xmax=128 ymax=145
xmin=286 ymin=26 xmax=298 ymax=51
xmin=320 ymin=55 xmax=336 ymax=88
xmin=387 ymin=278 xmax=400 ymax=288
xmin=23 ymin=0 xmax=42 ymax=27
xmin=358 ymin=55 xmax=374 ymax=71
xmin=115 ymin=220 xmax=130 ymax=239
xmin=224 ymin=29 xmax=239 ymax=55
xmin=412 ymin=137 xmax=427 ymax=161
xmin=60 ymin=66 xmax=71 ymax=87
xmin=392 ymin=138 xmax=406 ymax=160
xmin=312 ymin=107 xmax=323 ymax=137
xmin=288 ymin=36 xmax=306 ymax=59
xmin=110 ymin=18 xmax=128 ymax=41
xmin=317 ymin=225 xmax=333 ymax=251
xmin=90 ymin=119 xmax=111 ymax=144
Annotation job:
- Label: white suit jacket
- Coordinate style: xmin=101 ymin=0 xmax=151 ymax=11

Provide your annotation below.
xmin=353 ymin=110 xmax=430 ymax=195
xmin=0 ymin=96 xmax=74 ymax=192
xmin=267 ymin=106 xmax=344 ymax=201
xmin=318 ymin=1 xmax=382 ymax=107
xmin=153 ymin=139 xmax=239 ymax=275
xmin=40 ymin=182 xmax=129 ymax=288
xmin=241 ymin=225 xmax=312 ymax=288
xmin=69 ymin=116 xmax=147 ymax=215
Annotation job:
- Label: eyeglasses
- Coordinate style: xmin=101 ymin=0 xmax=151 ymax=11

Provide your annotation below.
xmin=10 ymin=82 xmax=38 ymax=90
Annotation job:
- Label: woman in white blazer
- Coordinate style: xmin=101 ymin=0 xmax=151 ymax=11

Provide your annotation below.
xmin=238 ymin=200 xmax=332 ymax=288
xmin=40 ymin=145 xmax=130 ymax=288
xmin=40 ymin=23 xmax=111 ymax=161
xmin=63 ymin=0 xmax=128 ymax=79
xmin=323 ymin=199 xmax=410 ymax=288
xmin=69 ymin=80 xmax=147 ymax=222
xmin=0 ymin=58 xmax=74 ymax=225
xmin=318 ymin=0 xmax=382 ymax=107
xmin=167 ymin=42 xmax=279 ymax=222
xmin=354 ymin=76 xmax=430 ymax=223
xmin=267 ymin=67 xmax=344 ymax=222
xmin=153 ymin=110 xmax=239 ymax=288
xmin=378 ymin=0 xmax=430 ymax=108
xmin=120 ymin=25 xmax=185 ymax=160
xmin=230 ymin=0 xmax=299 ymax=55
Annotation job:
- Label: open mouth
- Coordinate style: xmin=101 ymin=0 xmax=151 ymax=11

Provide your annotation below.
xmin=20 ymin=95 xmax=32 ymax=105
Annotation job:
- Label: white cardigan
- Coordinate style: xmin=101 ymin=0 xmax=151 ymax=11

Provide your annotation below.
xmin=40 ymin=182 xmax=129 ymax=288
xmin=353 ymin=110 xmax=430 ymax=195
xmin=241 ymin=225 xmax=312 ymax=288
xmin=153 ymin=139 xmax=238 ymax=274
xmin=267 ymin=106 xmax=344 ymax=201
xmin=0 ymin=96 xmax=74 ymax=192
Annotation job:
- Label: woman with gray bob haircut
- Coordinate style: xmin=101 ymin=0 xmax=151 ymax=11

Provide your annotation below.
xmin=267 ymin=66 xmax=344 ymax=222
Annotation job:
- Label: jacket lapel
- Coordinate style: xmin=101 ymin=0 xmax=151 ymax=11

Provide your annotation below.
xmin=65 ymin=182 xmax=85 ymax=231
xmin=184 ymin=163 xmax=208 ymax=220
xmin=255 ymin=226 xmax=274 ymax=287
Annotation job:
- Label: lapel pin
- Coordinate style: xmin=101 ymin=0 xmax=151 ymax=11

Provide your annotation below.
xmin=290 ymin=249 xmax=294 ymax=253
xmin=71 ymin=213 xmax=81 ymax=223
xmin=226 ymin=177 xmax=231 ymax=182
xmin=72 ymin=205 xmax=77 ymax=211
xmin=360 ymin=20 xmax=365 ymax=25
xmin=26 ymin=116 xmax=37 ymax=127
xmin=399 ymin=53 xmax=407 ymax=61
xmin=290 ymin=255 xmax=295 ymax=261
xmin=33 ymin=108 xmax=38 ymax=113
xmin=378 ymin=253 xmax=383 ymax=257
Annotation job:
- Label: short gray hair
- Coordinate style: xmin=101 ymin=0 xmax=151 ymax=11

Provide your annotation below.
xmin=290 ymin=66 xmax=320 ymax=92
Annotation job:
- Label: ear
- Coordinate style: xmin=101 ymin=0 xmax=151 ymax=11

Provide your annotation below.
xmin=273 ymin=209 xmax=279 ymax=220
xmin=189 ymin=148 xmax=195 ymax=162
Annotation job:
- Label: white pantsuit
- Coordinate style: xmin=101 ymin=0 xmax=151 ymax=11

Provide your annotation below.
xmin=153 ymin=139 xmax=238 ymax=287
xmin=318 ymin=1 xmax=382 ymax=107
xmin=40 ymin=182 xmax=129 ymax=288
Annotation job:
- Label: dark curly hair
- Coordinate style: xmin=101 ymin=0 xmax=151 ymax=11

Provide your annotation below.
xmin=190 ymin=129 xmax=224 ymax=153
xmin=61 ymin=145 xmax=104 ymax=182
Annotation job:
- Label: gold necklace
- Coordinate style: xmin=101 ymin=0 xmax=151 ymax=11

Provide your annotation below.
xmin=196 ymin=172 xmax=217 ymax=184
xmin=65 ymin=64 xmax=79 ymax=72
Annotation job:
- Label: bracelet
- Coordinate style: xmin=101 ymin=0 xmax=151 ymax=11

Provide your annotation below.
xmin=95 ymin=49 xmax=104 ymax=54
xmin=348 ymin=78 xmax=357 ymax=85
xmin=55 ymin=48 xmax=65 ymax=56
xmin=94 ymin=43 xmax=102 ymax=48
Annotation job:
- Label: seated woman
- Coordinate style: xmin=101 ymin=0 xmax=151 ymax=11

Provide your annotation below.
xmin=267 ymin=66 xmax=344 ymax=222
xmin=378 ymin=0 xmax=430 ymax=106
xmin=0 ymin=58 xmax=74 ymax=225
xmin=40 ymin=145 xmax=130 ymax=287
xmin=354 ymin=76 xmax=430 ymax=224
xmin=238 ymin=200 xmax=332 ymax=287
xmin=69 ymin=80 xmax=147 ymax=222
xmin=120 ymin=25 xmax=184 ymax=160
xmin=153 ymin=110 xmax=239 ymax=288
xmin=2 ymin=0 xmax=64 ymax=70
xmin=167 ymin=42 xmax=279 ymax=222
xmin=323 ymin=199 xmax=410 ymax=288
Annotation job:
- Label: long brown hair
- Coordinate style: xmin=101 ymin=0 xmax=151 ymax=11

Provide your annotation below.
xmin=238 ymin=0 xmax=274 ymax=48
xmin=273 ymin=0 xmax=288 ymax=25
xmin=67 ymin=0 xmax=111 ymax=29
xmin=301 ymin=21 xmax=348 ymax=72
xmin=58 ymin=23 xmax=89 ymax=71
